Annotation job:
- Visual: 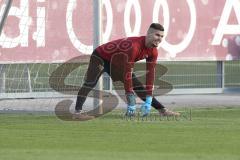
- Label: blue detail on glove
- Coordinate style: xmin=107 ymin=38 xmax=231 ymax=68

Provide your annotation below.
xmin=145 ymin=96 xmax=152 ymax=105
xmin=126 ymin=105 xmax=136 ymax=116
xmin=141 ymin=96 xmax=153 ymax=117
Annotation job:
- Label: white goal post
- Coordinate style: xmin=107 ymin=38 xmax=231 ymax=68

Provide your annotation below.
xmin=0 ymin=0 xmax=12 ymax=35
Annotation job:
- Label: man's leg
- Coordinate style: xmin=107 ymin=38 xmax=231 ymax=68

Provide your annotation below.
xmin=132 ymin=74 xmax=180 ymax=116
xmin=132 ymin=73 xmax=165 ymax=110
xmin=75 ymin=53 xmax=104 ymax=111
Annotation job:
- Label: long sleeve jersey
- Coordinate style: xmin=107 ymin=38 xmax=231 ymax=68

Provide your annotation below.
xmin=96 ymin=36 xmax=158 ymax=96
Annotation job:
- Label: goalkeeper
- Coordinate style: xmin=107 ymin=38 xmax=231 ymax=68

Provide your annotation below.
xmin=74 ymin=23 xmax=180 ymax=119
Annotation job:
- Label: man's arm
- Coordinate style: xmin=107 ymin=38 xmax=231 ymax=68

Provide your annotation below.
xmin=110 ymin=45 xmax=135 ymax=94
xmin=123 ymin=52 xmax=135 ymax=94
xmin=146 ymin=49 xmax=158 ymax=96
xmin=121 ymin=46 xmax=136 ymax=116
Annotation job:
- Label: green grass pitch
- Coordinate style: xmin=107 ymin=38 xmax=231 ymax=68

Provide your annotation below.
xmin=0 ymin=107 xmax=240 ymax=160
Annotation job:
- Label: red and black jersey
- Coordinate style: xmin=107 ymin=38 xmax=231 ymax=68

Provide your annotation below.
xmin=96 ymin=36 xmax=158 ymax=96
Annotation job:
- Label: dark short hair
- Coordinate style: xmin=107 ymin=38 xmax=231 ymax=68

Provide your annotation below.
xmin=149 ymin=23 xmax=164 ymax=31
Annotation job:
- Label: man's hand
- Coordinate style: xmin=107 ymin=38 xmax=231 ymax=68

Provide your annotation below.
xmin=126 ymin=93 xmax=136 ymax=116
xmin=141 ymin=96 xmax=152 ymax=117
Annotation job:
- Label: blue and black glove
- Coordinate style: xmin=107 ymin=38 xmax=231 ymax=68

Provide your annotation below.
xmin=126 ymin=93 xmax=136 ymax=116
xmin=141 ymin=96 xmax=153 ymax=117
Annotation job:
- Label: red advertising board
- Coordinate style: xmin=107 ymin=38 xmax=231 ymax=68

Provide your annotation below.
xmin=0 ymin=0 xmax=240 ymax=63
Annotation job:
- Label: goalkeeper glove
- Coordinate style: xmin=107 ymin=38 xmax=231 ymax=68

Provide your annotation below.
xmin=141 ymin=96 xmax=152 ymax=117
xmin=125 ymin=93 xmax=136 ymax=116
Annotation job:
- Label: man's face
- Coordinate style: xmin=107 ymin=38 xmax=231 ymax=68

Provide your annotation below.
xmin=146 ymin=29 xmax=164 ymax=48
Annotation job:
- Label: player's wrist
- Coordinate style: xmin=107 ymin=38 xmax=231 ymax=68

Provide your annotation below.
xmin=126 ymin=92 xmax=136 ymax=106
xmin=145 ymin=95 xmax=153 ymax=105
xmin=127 ymin=105 xmax=136 ymax=111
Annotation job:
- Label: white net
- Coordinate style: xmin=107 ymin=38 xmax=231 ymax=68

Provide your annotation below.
xmin=1 ymin=61 xmax=240 ymax=96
